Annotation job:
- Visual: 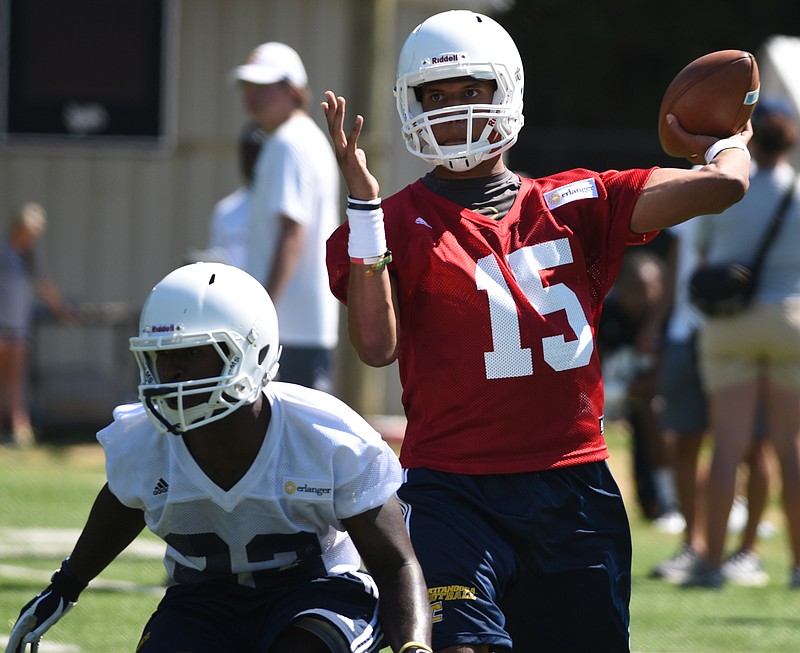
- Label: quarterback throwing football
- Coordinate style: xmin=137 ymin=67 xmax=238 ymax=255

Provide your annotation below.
xmin=323 ymin=10 xmax=752 ymax=652
xmin=5 ymin=263 xmax=431 ymax=653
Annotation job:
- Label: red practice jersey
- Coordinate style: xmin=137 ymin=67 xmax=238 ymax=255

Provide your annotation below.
xmin=327 ymin=168 xmax=657 ymax=474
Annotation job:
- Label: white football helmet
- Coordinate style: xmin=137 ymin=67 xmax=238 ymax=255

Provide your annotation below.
xmin=129 ymin=262 xmax=281 ymax=435
xmin=394 ymin=10 xmax=525 ymax=172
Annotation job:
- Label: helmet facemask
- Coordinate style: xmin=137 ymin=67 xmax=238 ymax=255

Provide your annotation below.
xmin=132 ymin=331 xmax=278 ymax=435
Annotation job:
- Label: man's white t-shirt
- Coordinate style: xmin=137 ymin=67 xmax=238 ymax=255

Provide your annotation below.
xmin=246 ymin=114 xmax=340 ymax=348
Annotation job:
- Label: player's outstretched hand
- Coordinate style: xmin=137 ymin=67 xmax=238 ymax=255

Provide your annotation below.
xmin=321 ymin=91 xmax=380 ymax=200
xmin=5 ymin=562 xmax=87 ymax=653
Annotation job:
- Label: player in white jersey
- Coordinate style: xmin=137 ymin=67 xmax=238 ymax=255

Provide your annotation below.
xmin=5 ymin=262 xmax=431 ymax=653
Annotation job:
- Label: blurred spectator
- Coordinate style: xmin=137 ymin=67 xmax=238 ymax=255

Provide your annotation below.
xmin=599 ymin=248 xmax=677 ymax=522
xmin=207 ymin=122 xmax=265 ymax=269
xmin=683 ymin=96 xmax=800 ymax=588
xmin=0 ymin=202 xmax=75 ymax=447
xmin=233 ymin=42 xmax=339 ymax=392
xmin=651 ymin=219 xmax=772 ymax=585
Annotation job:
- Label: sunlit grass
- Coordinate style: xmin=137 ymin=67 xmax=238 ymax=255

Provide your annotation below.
xmin=1 ymin=424 xmax=799 ymax=652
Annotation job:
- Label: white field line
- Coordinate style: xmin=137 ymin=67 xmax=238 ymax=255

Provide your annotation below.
xmin=0 ymin=527 xmax=164 ymax=559
xmin=0 ymin=635 xmax=79 ymax=652
xmin=0 ymin=563 xmax=163 ymax=595
xmin=0 ymin=527 xmax=165 ymax=598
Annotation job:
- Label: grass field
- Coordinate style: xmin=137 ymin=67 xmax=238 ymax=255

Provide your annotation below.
xmin=2 ymin=424 xmax=800 ymax=652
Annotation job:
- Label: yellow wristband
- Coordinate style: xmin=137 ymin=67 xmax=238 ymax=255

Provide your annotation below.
xmin=397 ymin=642 xmax=433 ymax=653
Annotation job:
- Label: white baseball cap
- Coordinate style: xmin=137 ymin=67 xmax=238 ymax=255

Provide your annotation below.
xmin=232 ymin=42 xmax=307 ymax=88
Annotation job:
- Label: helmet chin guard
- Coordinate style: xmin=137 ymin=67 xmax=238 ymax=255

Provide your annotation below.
xmin=130 ymin=262 xmax=281 ymax=435
xmin=394 ymin=10 xmax=525 ymax=171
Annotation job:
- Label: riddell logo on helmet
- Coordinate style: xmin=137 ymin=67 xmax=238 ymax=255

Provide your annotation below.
xmin=149 ymin=324 xmax=176 ymax=333
xmin=430 ymin=53 xmax=460 ymax=65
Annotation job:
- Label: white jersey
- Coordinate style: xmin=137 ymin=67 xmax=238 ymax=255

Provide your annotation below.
xmin=97 ymin=382 xmax=402 ymax=588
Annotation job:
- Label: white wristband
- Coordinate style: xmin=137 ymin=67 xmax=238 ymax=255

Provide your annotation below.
xmin=347 ymin=206 xmax=387 ymax=259
xmin=704 ymin=138 xmax=750 ymax=164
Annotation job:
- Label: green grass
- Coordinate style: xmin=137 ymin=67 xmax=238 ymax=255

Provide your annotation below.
xmin=2 ymin=426 xmax=800 ymax=652
xmin=0 ymin=444 xmax=165 ymax=652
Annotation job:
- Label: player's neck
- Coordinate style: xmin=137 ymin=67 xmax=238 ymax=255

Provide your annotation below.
xmin=262 ymin=107 xmax=306 ymax=134
xmin=432 ymin=154 xmax=506 ymax=180
xmin=181 ymin=399 xmax=270 ymax=490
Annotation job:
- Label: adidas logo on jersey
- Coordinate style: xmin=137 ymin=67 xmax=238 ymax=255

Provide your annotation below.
xmin=153 ymin=478 xmax=169 ymax=496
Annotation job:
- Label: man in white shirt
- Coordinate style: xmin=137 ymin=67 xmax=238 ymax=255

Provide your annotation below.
xmin=234 ymin=42 xmax=340 ymax=392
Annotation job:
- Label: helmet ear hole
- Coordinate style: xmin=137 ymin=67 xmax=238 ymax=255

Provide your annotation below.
xmin=258 ymin=345 xmax=270 ymax=364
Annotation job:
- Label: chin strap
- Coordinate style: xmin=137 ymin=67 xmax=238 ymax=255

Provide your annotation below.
xmin=141 ymin=388 xmax=183 ymax=435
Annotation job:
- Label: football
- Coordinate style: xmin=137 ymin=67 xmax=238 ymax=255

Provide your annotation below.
xmin=658 ymin=50 xmax=760 ymax=159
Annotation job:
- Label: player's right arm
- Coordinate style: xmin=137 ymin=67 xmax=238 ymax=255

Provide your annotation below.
xmin=5 ymin=484 xmax=145 ymax=653
xmin=322 ymin=91 xmax=400 ymax=366
xmin=631 ymin=116 xmax=752 ymax=233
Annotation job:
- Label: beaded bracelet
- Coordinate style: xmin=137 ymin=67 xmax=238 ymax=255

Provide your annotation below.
xmin=351 ymin=251 xmax=392 ymax=277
